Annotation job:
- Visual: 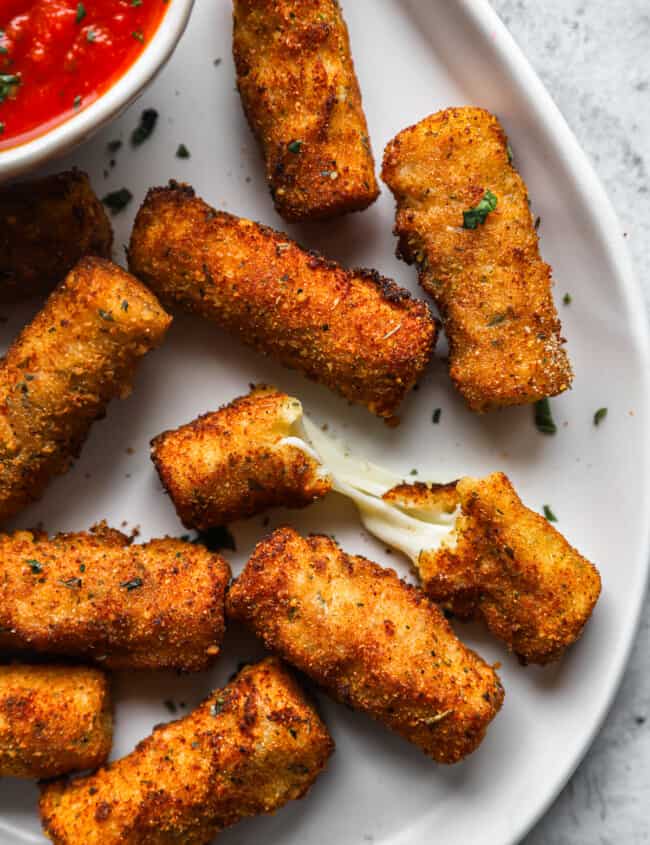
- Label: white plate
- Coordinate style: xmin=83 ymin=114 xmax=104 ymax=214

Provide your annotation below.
xmin=2 ymin=1 xmax=649 ymax=844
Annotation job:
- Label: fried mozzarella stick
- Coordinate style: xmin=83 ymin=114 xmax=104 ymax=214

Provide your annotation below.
xmin=0 ymin=664 xmax=112 ymax=779
xmin=233 ymin=0 xmax=379 ymax=221
xmin=129 ymin=183 xmax=435 ymax=420
xmin=40 ymin=658 xmax=334 ymax=844
xmin=0 ymin=257 xmax=171 ymax=522
xmin=151 ymin=387 xmax=332 ymax=529
xmin=0 ymin=523 xmax=230 ymax=671
xmin=382 ymin=107 xmax=572 ymax=411
xmin=383 ymin=474 xmax=602 ymax=664
xmin=0 ymin=170 xmax=112 ymax=301
xmin=227 ymin=527 xmax=503 ymax=764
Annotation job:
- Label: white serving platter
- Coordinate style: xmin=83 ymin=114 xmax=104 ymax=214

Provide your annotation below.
xmin=1 ymin=1 xmax=648 ymax=843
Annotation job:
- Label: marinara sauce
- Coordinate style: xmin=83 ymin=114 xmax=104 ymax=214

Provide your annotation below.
xmin=0 ymin=0 xmax=169 ymax=150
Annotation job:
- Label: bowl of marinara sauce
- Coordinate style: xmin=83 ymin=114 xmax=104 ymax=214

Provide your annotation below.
xmin=0 ymin=0 xmax=194 ymax=180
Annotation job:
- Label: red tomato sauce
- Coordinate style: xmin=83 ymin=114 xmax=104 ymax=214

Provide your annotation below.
xmin=0 ymin=0 xmax=169 ymax=150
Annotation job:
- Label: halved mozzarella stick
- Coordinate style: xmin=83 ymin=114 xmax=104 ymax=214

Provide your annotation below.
xmin=128 ymin=182 xmax=436 ymax=421
xmin=0 ymin=170 xmax=113 ymax=302
xmin=382 ymin=107 xmax=572 ymax=411
xmin=227 ymin=527 xmax=503 ymax=764
xmin=0 ymin=523 xmax=230 ymax=671
xmin=386 ymin=473 xmax=602 ymax=665
xmin=0 ymin=257 xmax=171 ymax=522
xmin=39 ymin=657 xmax=333 ymax=845
xmin=233 ymin=0 xmax=379 ymax=221
xmin=0 ymin=664 xmax=112 ymax=779
xmin=151 ymin=387 xmax=332 ymax=529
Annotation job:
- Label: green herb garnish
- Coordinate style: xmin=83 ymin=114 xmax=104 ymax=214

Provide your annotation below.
xmin=593 ymin=407 xmax=608 ymax=427
xmin=132 ymin=30 xmax=145 ymax=43
xmin=121 ymin=576 xmax=143 ymax=591
xmin=534 ymin=398 xmax=557 ymax=435
xmin=131 ymin=108 xmax=158 ymax=146
xmin=121 ymin=299 xmax=129 ymax=311
xmin=462 ymin=189 xmax=498 ymax=230
xmin=563 ymin=293 xmax=572 ymax=305
xmin=73 ymin=94 xmax=82 ymax=108
xmin=543 ymin=505 xmax=558 ymax=522
xmin=287 ymin=139 xmax=302 ymax=154
xmin=86 ymin=28 xmax=96 ymax=42
xmin=0 ymin=74 xmax=20 ymax=105
xmin=163 ymin=700 xmax=178 ymax=714
xmin=76 ymin=3 xmax=86 ymax=22
xmin=131 ymin=0 xmax=143 ymax=5
xmin=98 ymin=309 xmax=114 ymax=321
xmin=487 ymin=312 xmax=507 ymax=327
xmin=210 ymin=697 xmax=225 ymax=716
xmin=176 ymin=143 xmax=190 ymax=159
xmin=26 ymin=559 xmax=42 ymax=574
xmin=432 ymin=408 xmax=441 ymax=424
xmin=107 ymin=139 xmax=122 ymax=153
xmin=102 ymin=188 xmax=133 ymax=215
xmin=59 ymin=577 xmax=82 ymax=589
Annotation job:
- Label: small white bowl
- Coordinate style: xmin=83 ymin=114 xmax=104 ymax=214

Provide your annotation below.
xmin=0 ymin=0 xmax=195 ymax=183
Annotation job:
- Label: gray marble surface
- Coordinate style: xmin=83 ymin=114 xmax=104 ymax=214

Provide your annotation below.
xmin=489 ymin=2 xmax=650 ymax=842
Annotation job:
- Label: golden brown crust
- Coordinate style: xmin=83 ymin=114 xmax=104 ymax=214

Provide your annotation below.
xmin=39 ymin=657 xmax=334 ymax=845
xmin=151 ymin=387 xmax=332 ymax=529
xmin=411 ymin=473 xmax=602 ymax=664
xmin=0 ymin=664 xmax=112 ymax=779
xmin=0 ymin=170 xmax=113 ymax=302
xmin=382 ymin=107 xmax=573 ymax=411
xmin=0 ymin=257 xmax=171 ymax=522
xmin=233 ymin=0 xmax=379 ymax=221
xmin=128 ymin=183 xmax=436 ymax=420
xmin=227 ymin=527 xmax=503 ymax=764
xmin=0 ymin=523 xmax=230 ymax=671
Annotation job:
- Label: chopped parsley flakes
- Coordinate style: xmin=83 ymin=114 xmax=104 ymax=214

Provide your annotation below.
xmin=131 ymin=108 xmax=158 ymax=146
xmin=593 ymin=407 xmax=608 ymax=427
xmin=534 ymin=398 xmax=557 ymax=435
xmin=102 ymin=188 xmax=133 ymax=215
xmin=462 ymin=190 xmax=497 ymax=229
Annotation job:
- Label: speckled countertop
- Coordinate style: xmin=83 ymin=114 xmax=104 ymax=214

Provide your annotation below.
xmin=489 ymin=2 xmax=650 ymax=842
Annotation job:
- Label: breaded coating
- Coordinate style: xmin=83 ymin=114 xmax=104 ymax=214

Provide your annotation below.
xmin=388 ymin=473 xmax=601 ymax=664
xmin=0 ymin=664 xmax=112 ymax=779
xmin=382 ymin=107 xmax=573 ymax=411
xmin=151 ymin=386 xmax=332 ymax=529
xmin=128 ymin=183 xmax=436 ymax=420
xmin=40 ymin=657 xmax=334 ymax=844
xmin=0 ymin=257 xmax=171 ymax=522
xmin=233 ymin=0 xmax=379 ymax=221
xmin=0 ymin=522 xmax=230 ymax=671
xmin=227 ymin=527 xmax=503 ymax=764
xmin=0 ymin=170 xmax=112 ymax=302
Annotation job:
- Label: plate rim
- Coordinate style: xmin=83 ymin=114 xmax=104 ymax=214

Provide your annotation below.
xmin=460 ymin=0 xmax=650 ymax=841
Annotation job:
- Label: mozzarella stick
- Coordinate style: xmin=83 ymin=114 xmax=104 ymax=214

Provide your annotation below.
xmin=0 ymin=523 xmax=230 ymax=671
xmin=233 ymin=0 xmax=379 ymax=221
xmin=128 ymin=183 xmax=436 ymax=421
xmin=227 ymin=527 xmax=503 ymax=764
xmin=0 ymin=664 xmax=112 ymax=779
xmin=151 ymin=387 xmax=332 ymax=529
xmin=382 ymin=107 xmax=572 ymax=411
xmin=0 ymin=257 xmax=171 ymax=522
xmin=0 ymin=170 xmax=112 ymax=302
xmin=39 ymin=657 xmax=334 ymax=845
xmin=386 ymin=473 xmax=602 ymax=665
